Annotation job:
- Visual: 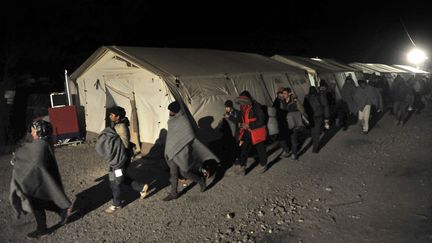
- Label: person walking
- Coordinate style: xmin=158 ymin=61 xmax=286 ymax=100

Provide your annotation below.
xmin=234 ymin=91 xmax=268 ymax=175
xmin=162 ymin=101 xmax=219 ymax=201
xmin=9 ymin=120 xmax=74 ymax=239
xmin=273 ymin=88 xmax=291 ymax=157
xmin=96 ymin=106 xmax=149 ymax=213
xmin=354 ymin=80 xmax=383 ymax=134
xmin=340 ymin=75 xmax=358 ymax=129
xmin=283 ymin=92 xmax=308 ymax=160
xmin=303 ymin=86 xmax=330 ymax=153
xmin=218 ymin=100 xmax=241 ymax=165
xmin=391 ymin=76 xmax=411 ymax=126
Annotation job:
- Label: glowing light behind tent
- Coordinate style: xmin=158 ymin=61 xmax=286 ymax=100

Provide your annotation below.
xmin=407 ymin=48 xmax=428 ymax=65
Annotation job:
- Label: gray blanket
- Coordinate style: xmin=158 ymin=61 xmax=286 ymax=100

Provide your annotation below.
xmin=10 ymin=139 xmax=71 ymax=212
xmin=165 ymin=112 xmax=219 ymax=172
xmin=9 ymin=174 xmax=32 ymax=219
xmin=96 ymin=127 xmax=128 ymax=180
xmin=354 ymin=85 xmax=383 ymax=111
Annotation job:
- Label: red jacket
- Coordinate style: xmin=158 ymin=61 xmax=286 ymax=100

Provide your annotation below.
xmin=238 ymin=104 xmax=267 ymax=145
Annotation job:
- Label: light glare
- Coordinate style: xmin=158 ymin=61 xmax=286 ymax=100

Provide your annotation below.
xmin=407 ymin=48 xmax=427 ymax=65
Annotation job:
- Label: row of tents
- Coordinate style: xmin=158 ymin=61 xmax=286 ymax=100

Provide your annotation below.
xmin=69 ymin=46 xmax=430 ymax=153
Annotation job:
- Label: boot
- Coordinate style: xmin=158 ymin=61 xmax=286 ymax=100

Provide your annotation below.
xmin=280 ymin=150 xmax=291 ymax=158
xmin=239 ymin=165 xmax=246 ymax=176
xmin=27 ymin=228 xmax=48 ymax=239
xmin=162 ymin=193 xmax=178 ymax=201
xmin=59 ymin=207 xmax=76 ymax=225
xmin=199 ymin=177 xmax=206 ymax=192
xmin=258 ymin=164 xmax=268 ymax=174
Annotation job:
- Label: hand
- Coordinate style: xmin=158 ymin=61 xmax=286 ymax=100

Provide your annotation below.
xmin=242 ymin=123 xmax=249 ymax=129
xmin=377 ymin=109 xmax=381 ymax=113
xmin=324 ymin=120 xmax=330 ymax=130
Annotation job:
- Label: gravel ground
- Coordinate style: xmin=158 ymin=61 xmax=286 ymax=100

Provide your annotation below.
xmin=1 ymin=107 xmax=432 ymax=243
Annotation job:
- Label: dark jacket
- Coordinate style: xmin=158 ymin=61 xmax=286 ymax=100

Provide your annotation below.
xmin=303 ymin=93 xmax=330 ymax=119
xmin=222 ymin=109 xmax=241 ymax=137
xmin=273 ymin=97 xmax=288 ymax=134
xmin=391 ymin=78 xmax=411 ymax=102
xmin=342 ymin=78 xmax=358 ymax=113
xmin=245 ymin=101 xmax=266 ymax=130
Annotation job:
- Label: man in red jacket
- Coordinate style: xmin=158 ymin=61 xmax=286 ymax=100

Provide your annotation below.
xmin=234 ymin=91 xmax=268 ymax=175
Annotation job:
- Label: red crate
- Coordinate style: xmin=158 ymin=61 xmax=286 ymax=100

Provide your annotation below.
xmin=48 ymin=106 xmax=80 ymax=141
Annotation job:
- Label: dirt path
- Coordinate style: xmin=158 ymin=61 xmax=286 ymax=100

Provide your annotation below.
xmin=1 ymin=107 xmax=432 ymax=242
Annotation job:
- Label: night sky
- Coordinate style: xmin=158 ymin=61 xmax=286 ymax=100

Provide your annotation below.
xmin=1 ymin=0 xmax=431 ymax=83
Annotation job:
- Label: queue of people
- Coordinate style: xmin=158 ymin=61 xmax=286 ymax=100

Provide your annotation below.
xmin=10 ymin=74 xmax=429 ymax=239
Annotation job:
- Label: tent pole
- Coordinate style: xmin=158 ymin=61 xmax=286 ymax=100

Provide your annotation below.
xmin=65 ymin=70 xmax=72 ymax=106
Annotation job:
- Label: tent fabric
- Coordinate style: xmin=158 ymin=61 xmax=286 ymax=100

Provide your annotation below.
xmin=272 ymin=55 xmax=357 ymax=99
xmin=275 ymin=56 xmax=355 ymax=73
xmin=393 ymin=65 xmax=429 ymax=74
xmin=107 ymin=46 xmax=304 ymax=77
xmin=349 ymin=63 xmax=408 ymax=74
xmin=322 ymin=59 xmax=361 ymax=72
xmin=71 ymin=46 xmax=308 ymax=146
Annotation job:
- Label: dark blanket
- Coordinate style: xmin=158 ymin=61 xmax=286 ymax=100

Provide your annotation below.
xmin=165 ymin=112 xmax=219 ymax=172
xmin=342 ymin=79 xmax=358 ymax=113
xmin=96 ymin=127 xmax=128 ymax=181
xmin=10 ymin=139 xmax=71 ymax=212
xmin=9 ymin=174 xmax=33 ymax=219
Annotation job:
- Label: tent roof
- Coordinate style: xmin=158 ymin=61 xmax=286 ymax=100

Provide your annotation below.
xmin=393 ymin=64 xmax=429 ymax=74
xmin=349 ymin=62 xmax=408 ymax=73
xmin=71 ymin=46 xmax=305 ymax=80
xmin=321 ymin=58 xmax=362 ymax=72
xmin=273 ymin=55 xmax=358 ymax=73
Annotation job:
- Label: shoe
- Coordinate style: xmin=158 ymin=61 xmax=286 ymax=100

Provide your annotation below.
xmin=162 ymin=193 xmax=178 ymax=201
xmin=239 ymin=165 xmax=246 ymax=176
xmin=281 ymin=151 xmax=290 ymax=158
xmin=259 ymin=165 xmax=268 ymax=174
xmin=104 ymin=205 xmax=121 ymax=213
xmin=179 ymin=179 xmax=187 ymax=187
xmin=199 ymin=177 xmax=206 ymax=192
xmin=27 ymin=229 xmax=48 ymax=239
xmin=140 ymin=184 xmax=149 ymax=199
xmin=290 ymin=154 xmax=298 ymax=160
xmin=59 ymin=207 xmax=76 ymax=225
xmin=362 ymin=131 xmax=368 ymax=135
xmin=395 ymin=120 xmax=401 ymax=126
xmin=312 ymin=148 xmax=319 ymax=153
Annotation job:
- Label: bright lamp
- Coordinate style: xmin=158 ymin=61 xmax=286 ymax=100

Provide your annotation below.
xmin=407 ymin=48 xmax=427 ymax=65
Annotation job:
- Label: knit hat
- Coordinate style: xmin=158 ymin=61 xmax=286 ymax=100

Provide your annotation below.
xmin=108 ymin=106 xmax=126 ymax=118
xmin=239 ymin=90 xmax=252 ymax=100
xmin=168 ymin=101 xmax=181 ymax=113
xmin=31 ymin=120 xmax=52 ymax=139
xmin=235 ymin=96 xmax=252 ymax=105
xmin=224 ymin=100 xmax=234 ymax=108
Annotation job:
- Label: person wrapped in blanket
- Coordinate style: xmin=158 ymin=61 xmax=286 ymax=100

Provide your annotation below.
xmin=9 ymin=120 xmax=74 ymax=239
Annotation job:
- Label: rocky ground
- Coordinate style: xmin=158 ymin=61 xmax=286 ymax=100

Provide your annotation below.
xmin=1 ymin=107 xmax=432 ymax=243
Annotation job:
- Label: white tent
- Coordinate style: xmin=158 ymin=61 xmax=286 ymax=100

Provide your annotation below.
xmin=70 ymin=46 xmax=309 ymax=152
xmin=393 ymin=64 xmax=430 ymax=75
xmin=349 ymin=62 xmax=409 ymax=88
xmin=272 ymin=55 xmax=362 ymax=99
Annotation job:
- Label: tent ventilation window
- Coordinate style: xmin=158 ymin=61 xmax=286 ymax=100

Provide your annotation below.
xmin=112 ymin=56 xmax=138 ymax=68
